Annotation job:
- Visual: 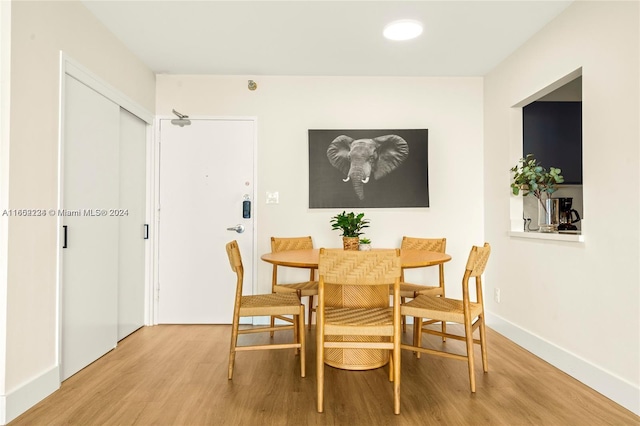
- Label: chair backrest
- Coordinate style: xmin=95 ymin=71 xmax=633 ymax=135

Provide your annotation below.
xmin=319 ymin=249 xmax=401 ymax=309
xmin=460 ymin=243 xmax=491 ymax=306
xmin=271 ymin=236 xmax=314 ymax=252
xmin=401 ymin=236 xmax=446 ymax=253
xmin=270 ymin=236 xmax=316 ymax=288
xmin=226 ymin=240 xmax=243 ymax=273
xmin=319 ymin=249 xmax=401 ymax=286
xmin=400 ymin=237 xmax=447 ymax=285
xmin=226 ymin=240 xmax=245 ymax=305
xmin=465 ymin=243 xmax=491 ymax=277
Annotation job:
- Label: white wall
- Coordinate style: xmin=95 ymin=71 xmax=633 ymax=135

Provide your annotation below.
xmin=484 ymin=1 xmax=639 ymax=415
xmin=156 ymin=74 xmax=484 ymax=300
xmin=1 ymin=1 xmax=155 ymax=423
xmin=5 ymin=0 xmax=636 ymax=422
xmin=0 ymin=0 xmax=12 ymax=410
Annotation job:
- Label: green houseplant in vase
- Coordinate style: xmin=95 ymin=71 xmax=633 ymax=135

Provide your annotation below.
xmin=330 ymin=211 xmax=370 ymax=250
xmin=510 ymin=154 xmax=565 ymax=232
xmin=359 ymin=237 xmax=372 ymax=251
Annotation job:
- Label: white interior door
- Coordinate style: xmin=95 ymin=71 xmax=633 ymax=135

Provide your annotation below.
xmin=117 ymin=109 xmax=147 ymax=340
xmin=158 ymin=118 xmax=255 ymax=324
xmin=62 ymin=75 xmax=119 ymax=380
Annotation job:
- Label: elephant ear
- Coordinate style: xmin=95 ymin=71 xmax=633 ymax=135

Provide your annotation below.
xmin=326 ymin=135 xmax=354 ymax=175
xmin=372 ymin=135 xmax=409 ymax=180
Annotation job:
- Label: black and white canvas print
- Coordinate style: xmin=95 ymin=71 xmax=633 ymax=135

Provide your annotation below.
xmin=309 ymin=129 xmax=429 ymax=208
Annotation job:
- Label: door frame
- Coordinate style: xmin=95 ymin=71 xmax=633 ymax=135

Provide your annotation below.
xmin=152 ymin=116 xmax=258 ymax=325
xmin=57 ymin=53 xmax=155 ymax=374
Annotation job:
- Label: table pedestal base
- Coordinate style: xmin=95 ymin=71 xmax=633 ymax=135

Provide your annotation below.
xmin=322 ymin=283 xmax=391 ymax=370
xmin=323 ymin=336 xmax=390 ymax=370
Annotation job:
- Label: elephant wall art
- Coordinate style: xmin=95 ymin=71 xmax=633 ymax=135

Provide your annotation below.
xmin=308 ymin=129 xmax=429 ymax=208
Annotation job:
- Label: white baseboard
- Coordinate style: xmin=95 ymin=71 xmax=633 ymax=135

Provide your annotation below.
xmin=1 ymin=365 xmax=60 ymax=425
xmin=485 ymin=312 xmax=640 ymax=416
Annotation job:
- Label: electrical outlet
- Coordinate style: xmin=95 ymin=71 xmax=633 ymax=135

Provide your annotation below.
xmin=494 ymin=288 xmax=501 ymax=303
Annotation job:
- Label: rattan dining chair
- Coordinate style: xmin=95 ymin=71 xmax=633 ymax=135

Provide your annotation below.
xmin=226 ymin=240 xmax=305 ymax=380
xmin=270 ymin=236 xmax=318 ymax=332
xmin=317 ymin=248 xmax=402 ymax=414
xmin=398 ymin=237 xmax=447 ymax=336
xmin=400 ymin=243 xmax=491 ymax=392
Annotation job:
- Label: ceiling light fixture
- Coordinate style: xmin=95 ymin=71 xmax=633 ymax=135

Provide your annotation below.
xmin=383 ymin=19 xmax=423 ymax=41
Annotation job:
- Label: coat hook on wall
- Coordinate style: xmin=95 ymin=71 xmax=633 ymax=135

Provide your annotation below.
xmin=248 ymin=80 xmax=257 ymax=91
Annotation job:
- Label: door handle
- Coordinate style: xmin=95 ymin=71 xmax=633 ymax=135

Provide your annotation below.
xmin=226 ymin=224 xmax=245 ymax=234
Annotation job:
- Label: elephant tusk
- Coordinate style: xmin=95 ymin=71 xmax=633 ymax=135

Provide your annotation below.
xmin=361 ymin=177 xmax=370 ymax=184
xmin=342 ymin=176 xmax=350 ymax=182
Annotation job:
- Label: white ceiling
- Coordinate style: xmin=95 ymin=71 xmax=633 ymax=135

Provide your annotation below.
xmin=82 ymin=1 xmax=572 ymax=76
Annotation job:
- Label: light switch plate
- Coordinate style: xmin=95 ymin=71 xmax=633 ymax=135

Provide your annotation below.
xmin=266 ymin=191 xmax=279 ymax=204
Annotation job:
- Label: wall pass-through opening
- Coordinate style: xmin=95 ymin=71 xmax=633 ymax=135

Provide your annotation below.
xmin=511 ymin=68 xmax=583 ymax=235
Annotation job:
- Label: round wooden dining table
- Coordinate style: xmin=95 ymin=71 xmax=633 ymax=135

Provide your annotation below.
xmin=261 ymin=248 xmax=451 ymax=270
xmin=261 ymin=248 xmax=452 ymax=370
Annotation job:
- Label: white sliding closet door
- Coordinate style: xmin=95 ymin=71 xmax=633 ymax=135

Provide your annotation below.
xmin=117 ymin=109 xmax=146 ymax=340
xmin=62 ymin=75 xmax=120 ymax=380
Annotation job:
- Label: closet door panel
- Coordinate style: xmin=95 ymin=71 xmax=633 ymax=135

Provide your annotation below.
xmin=62 ymin=75 xmax=120 ymax=380
xmin=117 ymin=108 xmax=146 ymax=340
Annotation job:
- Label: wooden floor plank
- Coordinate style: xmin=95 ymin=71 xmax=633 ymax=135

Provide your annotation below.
xmin=9 ymin=324 xmax=639 ymax=426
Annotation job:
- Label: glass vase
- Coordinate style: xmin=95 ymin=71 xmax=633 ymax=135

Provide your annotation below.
xmin=538 ymin=198 xmax=559 ymax=233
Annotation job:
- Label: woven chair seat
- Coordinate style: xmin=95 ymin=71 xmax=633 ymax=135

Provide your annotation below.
xmin=401 ymin=294 xmax=482 ymax=324
xmin=396 ymin=282 xmax=443 ymax=298
xmin=274 ymin=281 xmax=318 ymax=296
xmin=239 ymin=293 xmax=302 ymax=316
xmin=324 ymin=307 xmax=394 ymax=336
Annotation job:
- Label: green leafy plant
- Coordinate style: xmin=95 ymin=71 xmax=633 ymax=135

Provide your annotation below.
xmin=330 ymin=211 xmax=370 ymax=238
xmin=510 ymin=154 xmax=564 ymax=202
xmin=359 ymin=237 xmax=371 ymax=244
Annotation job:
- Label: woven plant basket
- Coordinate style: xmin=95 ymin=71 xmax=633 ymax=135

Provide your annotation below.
xmin=342 ymin=237 xmax=360 ymax=251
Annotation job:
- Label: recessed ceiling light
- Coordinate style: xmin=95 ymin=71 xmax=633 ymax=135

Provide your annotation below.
xmin=383 ymin=19 xmax=423 ymax=41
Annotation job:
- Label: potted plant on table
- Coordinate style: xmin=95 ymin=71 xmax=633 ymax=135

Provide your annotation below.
xmin=330 ymin=211 xmax=370 ymax=250
xmin=358 ymin=237 xmax=372 ymax=251
xmin=510 ymin=153 xmax=564 ymax=232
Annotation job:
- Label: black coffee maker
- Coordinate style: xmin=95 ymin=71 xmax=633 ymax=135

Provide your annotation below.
xmin=557 ymin=197 xmax=581 ymax=231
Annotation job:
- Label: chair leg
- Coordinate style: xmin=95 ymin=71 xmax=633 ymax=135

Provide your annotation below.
xmin=293 ymin=313 xmax=299 ymax=355
xmin=308 ymin=295 xmax=314 ymax=331
xmin=299 ymin=306 xmax=306 ymax=377
xmin=464 ymin=316 xmax=476 ymax=393
xmin=270 ymin=315 xmax=275 ymax=338
xmin=415 ymin=317 xmax=423 ymax=359
xmin=401 ymin=296 xmax=406 ymax=333
xmin=388 ymin=351 xmax=394 ymax=382
xmin=441 ymin=319 xmax=447 ymax=342
xmin=393 ymin=337 xmax=401 ymax=415
xmin=317 ymin=330 xmax=324 ymax=412
xmin=478 ymin=314 xmax=488 ymax=373
xmin=228 ymin=314 xmax=240 ymax=380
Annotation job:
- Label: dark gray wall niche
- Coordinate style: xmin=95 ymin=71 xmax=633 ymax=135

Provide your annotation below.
xmin=523 ymin=101 xmax=583 ymax=184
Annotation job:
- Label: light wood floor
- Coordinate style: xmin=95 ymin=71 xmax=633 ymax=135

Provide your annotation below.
xmin=10 ymin=324 xmax=639 ymax=425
